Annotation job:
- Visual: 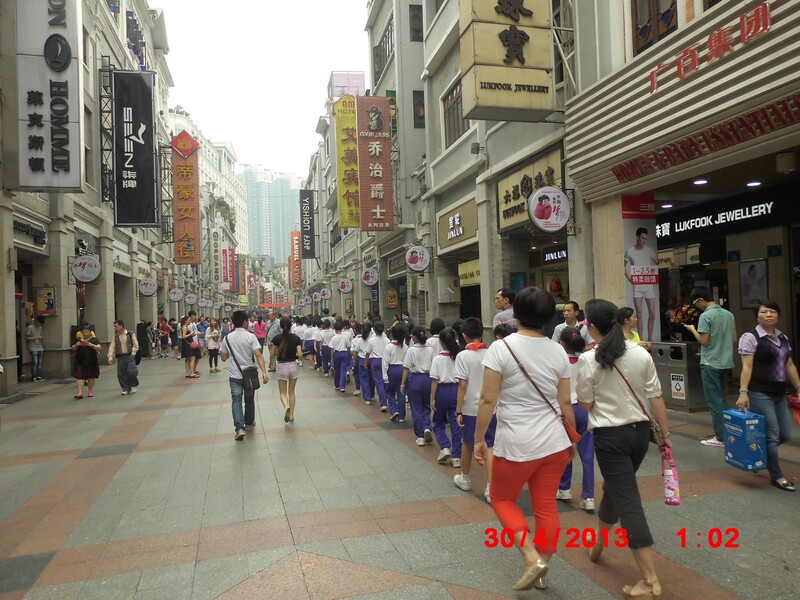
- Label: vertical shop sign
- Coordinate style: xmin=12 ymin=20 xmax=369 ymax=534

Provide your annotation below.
xmin=170 ymin=131 xmax=201 ymax=264
xmin=221 ymin=244 xmax=229 ymax=283
xmin=622 ymin=193 xmax=661 ymax=342
xmin=356 ymin=96 xmax=395 ymax=231
xmin=3 ymin=0 xmax=84 ymax=191
xmin=334 ymin=95 xmax=360 ymax=228
xmin=229 ymin=247 xmax=237 ymax=293
xmin=299 ymin=189 xmax=316 ymax=258
xmin=113 ymin=70 xmax=158 ymax=226
xmin=289 ymin=230 xmax=302 ymax=289
xmin=211 ymin=229 xmax=222 ymax=283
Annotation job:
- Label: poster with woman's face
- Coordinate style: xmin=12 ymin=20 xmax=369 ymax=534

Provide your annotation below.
xmin=740 ymin=260 xmax=767 ymax=309
xmin=35 ymin=287 xmax=56 ymax=316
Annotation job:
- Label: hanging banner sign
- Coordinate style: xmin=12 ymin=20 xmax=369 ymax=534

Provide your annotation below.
xmin=528 ymin=186 xmax=570 ymax=233
xmin=138 ymin=278 xmax=157 ymax=296
xmin=113 ymin=70 xmax=158 ymax=226
xmin=211 ymin=230 xmax=222 ymax=283
xmin=356 ymin=96 xmax=395 ymax=231
xmin=312 ymin=292 xmax=321 ymax=302
xmin=71 ymin=255 xmax=102 ymax=283
xmin=168 ymin=288 xmax=183 ymax=302
xmin=171 ymin=131 xmax=201 ymax=264
xmin=405 ymin=245 xmax=431 ymax=272
xmin=299 ymin=189 xmax=316 ymax=258
xmin=289 ymin=230 xmax=302 ymax=289
xmin=333 ymin=95 xmax=360 ymax=227
xmin=361 ymin=268 xmax=379 ymax=286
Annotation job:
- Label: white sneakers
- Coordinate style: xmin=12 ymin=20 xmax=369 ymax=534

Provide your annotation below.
xmin=437 ymin=448 xmax=452 ymax=463
xmin=234 ymin=429 xmax=245 ymax=441
xmin=131 ymin=387 xmax=138 ymax=394
xmin=556 ymin=488 xmax=573 ymax=500
xmin=484 ymin=483 xmax=491 ymax=504
xmin=701 ymin=437 xmax=725 ymax=446
xmin=454 ymin=473 xmax=471 ymax=491
xmin=579 ymin=498 xmax=596 ymax=511
xmin=423 ymin=429 xmax=433 ymax=444
xmin=451 ymin=458 xmax=461 ymax=468
xmin=415 ymin=437 xmax=426 ymax=446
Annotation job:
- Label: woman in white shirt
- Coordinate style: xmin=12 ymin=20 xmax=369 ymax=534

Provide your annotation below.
xmin=365 ymin=321 xmax=390 ymax=411
xmin=320 ymin=321 xmax=335 ymax=377
xmin=475 ymin=287 xmax=575 ymax=592
xmin=430 ymin=328 xmax=462 ymax=467
xmin=384 ymin=323 xmax=408 ymax=422
xmin=206 ymin=319 xmax=222 ymax=373
xmin=329 ymin=323 xmax=351 ymax=392
xmin=400 ymin=326 xmax=434 ymax=446
xmin=576 ymin=299 xmax=671 ymax=600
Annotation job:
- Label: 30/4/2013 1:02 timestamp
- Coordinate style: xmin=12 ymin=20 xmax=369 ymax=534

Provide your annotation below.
xmin=677 ymin=527 xmax=740 ymax=548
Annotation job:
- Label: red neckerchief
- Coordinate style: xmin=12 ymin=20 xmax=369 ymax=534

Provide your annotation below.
xmin=439 ymin=352 xmax=450 ymax=356
xmin=391 ymin=341 xmax=401 ymax=346
xmin=569 ymin=356 xmax=579 ymax=365
xmin=465 ymin=343 xmax=487 ymax=350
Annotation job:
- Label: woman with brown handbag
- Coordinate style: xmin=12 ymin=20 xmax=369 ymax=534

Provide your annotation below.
xmin=576 ymin=299 xmax=671 ymax=599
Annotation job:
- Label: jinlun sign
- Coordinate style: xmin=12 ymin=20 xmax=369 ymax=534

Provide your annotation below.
xmin=458 ymin=0 xmax=555 ymax=122
xmin=1 ymin=0 xmax=84 ymax=191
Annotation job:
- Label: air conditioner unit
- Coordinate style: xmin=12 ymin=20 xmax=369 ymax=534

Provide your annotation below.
xmin=437 ymin=276 xmax=461 ymax=304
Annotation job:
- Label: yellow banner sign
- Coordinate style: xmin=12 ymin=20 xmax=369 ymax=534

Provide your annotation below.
xmin=334 ymin=95 xmax=360 ymax=228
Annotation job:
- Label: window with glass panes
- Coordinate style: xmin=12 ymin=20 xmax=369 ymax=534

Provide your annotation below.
xmin=443 ymin=81 xmax=469 ymax=148
xmin=632 ymin=0 xmax=677 ymax=55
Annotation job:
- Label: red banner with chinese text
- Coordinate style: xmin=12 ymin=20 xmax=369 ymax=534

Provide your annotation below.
xmin=289 ymin=230 xmax=302 ymax=290
xmin=356 ymin=96 xmax=395 ymax=232
xmin=171 ymin=132 xmax=202 ymax=264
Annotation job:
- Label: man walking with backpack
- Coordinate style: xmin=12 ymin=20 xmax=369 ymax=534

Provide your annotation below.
xmin=107 ymin=320 xmax=140 ymax=395
xmin=220 ymin=310 xmax=269 ymax=440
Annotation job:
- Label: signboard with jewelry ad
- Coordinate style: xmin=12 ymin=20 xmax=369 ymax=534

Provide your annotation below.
xmin=334 ymin=95 xmax=360 ymax=228
xmin=459 ymin=0 xmax=554 ymax=122
xmin=497 ymin=146 xmax=563 ymax=233
xmin=356 ymin=96 xmax=395 ymax=232
xmin=113 ymin=70 xmax=158 ymax=226
xmin=2 ymin=0 xmax=84 ymax=191
xmin=171 ymin=131 xmax=201 ymax=264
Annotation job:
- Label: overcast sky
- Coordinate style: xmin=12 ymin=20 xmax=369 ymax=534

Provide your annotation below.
xmin=154 ymin=0 xmax=370 ymax=177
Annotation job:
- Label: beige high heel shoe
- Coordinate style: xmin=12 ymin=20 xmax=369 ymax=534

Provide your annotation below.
xmin=513 ymin=559 xmax=548 ymax=591
xmin=622 ymin=578 xmax=662 ymax=599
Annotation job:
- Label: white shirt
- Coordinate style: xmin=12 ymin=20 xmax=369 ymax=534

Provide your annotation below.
xmin=220 ymin=328 xmax=261 ymax=379
xmin=329 ymin=332 xmax=351 ymax=352
xmin=366 ymin=333 xmax=390 ymax=360
xmin=426 ymin=336 xmax=441 ymax=356
xmin=576 ymin=342 xmax=662 ymax=431
xmin=320 ymin=329 xmax=335 ymax=346
xmin=352 ymin=335 xmax=367 ymax=358
xmin=403 ymin=344 xmax=434 ymax=374
xmin=430 ymin=353 xmax=457 ymax=384
xmin=303 ymin=327 xmax=317 ymax=341
xmin=483 ymin=333 xmax=571 ymax=462
xmin=382 ymin=341 xmax=406 ymax=382
xmin=551 ymin=322 xmax=595 ymax=346
xmin=454 ymin=346 xmax=487 ymax=416
xmin=312 ymin=328 xmax=323 ymax=343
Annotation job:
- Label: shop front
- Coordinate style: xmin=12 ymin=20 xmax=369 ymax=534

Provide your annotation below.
xmin=436 ymin=196 xmax=480 ymax=321
xmin=385 ymin=254 xmax=408 ymax=319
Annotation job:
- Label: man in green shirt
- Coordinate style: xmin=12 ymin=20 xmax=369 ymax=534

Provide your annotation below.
xmin=684 ymin=287 xmax=737 ymax=446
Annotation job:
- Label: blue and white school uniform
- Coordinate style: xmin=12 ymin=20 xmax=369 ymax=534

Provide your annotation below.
xmin=426 ymin=335 xmax=441 ymax=356
xmin=320 ymin=328 xmax=334 ymax=375
xmin=312 ymin=327 xmax=323 ymax=369
xmin=367 ymin=333 xmax=390 ymax=409
xmin=351 ymin=334 xmax=364 ymax=392
xmin=302 ymin=326 xmax=316 ymax=356
xmin=329 ymin=332 xmax=351 ymax=391
xmin=383 ymin=341 xmax=407 ymax=420
xmin=403 ymin=344 xmax=434 ymax=439
xmin=430 ymin=352 xmax=462 ymax=458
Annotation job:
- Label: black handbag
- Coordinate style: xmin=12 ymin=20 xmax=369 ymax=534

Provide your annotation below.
xmin=228 ymin=342 xmax=261 ymax=390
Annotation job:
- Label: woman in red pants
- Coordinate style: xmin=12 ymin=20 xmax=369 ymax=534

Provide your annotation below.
xmin=475 ymin=286 xmax=575 ymax=592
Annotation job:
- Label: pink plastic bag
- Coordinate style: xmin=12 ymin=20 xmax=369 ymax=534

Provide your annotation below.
xmin=662 ymin=447 xmax=681 ymax=506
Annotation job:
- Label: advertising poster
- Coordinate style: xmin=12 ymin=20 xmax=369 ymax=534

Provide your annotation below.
xmin=35 ymin=287 xmax=56 ymax=316
xmin=356 ymin=96 xmax=395 ymax=231
xmin=333 ymin=95 xmax=360 ymax=228
xmin=622 ymin=193 xmax=660 ymax=342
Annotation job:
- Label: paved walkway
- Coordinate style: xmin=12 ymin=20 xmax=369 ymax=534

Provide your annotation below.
xmin=0 ymin=356 xmax=798 ymax=599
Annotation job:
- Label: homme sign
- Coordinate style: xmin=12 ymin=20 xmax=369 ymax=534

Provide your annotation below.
xmin=1 ymin=0 xmax=84 ymax=191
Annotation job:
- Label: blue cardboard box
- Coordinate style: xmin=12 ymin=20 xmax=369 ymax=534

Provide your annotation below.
xmin=723 ymin=409 xmax=766 ymax=472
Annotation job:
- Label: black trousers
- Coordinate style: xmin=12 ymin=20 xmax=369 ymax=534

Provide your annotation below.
xmin=593 ymin=421 xmax=654 ymax=549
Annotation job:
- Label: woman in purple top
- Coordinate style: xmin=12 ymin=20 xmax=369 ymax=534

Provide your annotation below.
xmin=736 ymin=299 xmax=800 ymax=492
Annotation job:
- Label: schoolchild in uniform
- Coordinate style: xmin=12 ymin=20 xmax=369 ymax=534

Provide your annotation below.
xmin=427 ymin=318 xmax=445 ymax=355
xmin=366 ymin=321 xmax=390 ymax=411
xmin=302 ymin=318 xmax=316 ymax=363
xmin=453 ymin=317 xmax=495 ymax=503
xmin=400 ymin=326 xmax=435 ymax=446
xmin=430 ymin=328 xmax=463 ymax=466
xmin=351 ymin=326 xmax=365 ymax=396
xmin=383 ymin=323 xmax=407 ymax=422
xmin=330 ymin=322 xmax=351 ymax=392
xmin=320 ymin=320 xmax=334 ymax=376
xmin=556 ymin=326 xmax=596 ymax=511
xmin=356 ymin=322 xmax=375 ymax=403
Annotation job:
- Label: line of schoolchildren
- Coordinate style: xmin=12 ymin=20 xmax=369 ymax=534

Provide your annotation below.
xmin=290 ymin=309 xmax=597 ymax=512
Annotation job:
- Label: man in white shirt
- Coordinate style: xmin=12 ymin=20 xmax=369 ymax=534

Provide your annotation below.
xmin=107 ymin=319 xmax=140 ymax=395
xmin=220 ymin=310 xmax=269 ymax=440
xmin=551 ymin=301 xmax=595 ymax=348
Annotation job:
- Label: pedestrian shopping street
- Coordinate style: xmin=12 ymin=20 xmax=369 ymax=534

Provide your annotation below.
xmin=0 ymin=358 xmax=797 ymax=600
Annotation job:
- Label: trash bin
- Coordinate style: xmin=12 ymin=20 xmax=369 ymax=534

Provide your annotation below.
xmin=649 ymin=342 xmax=705 ymax=411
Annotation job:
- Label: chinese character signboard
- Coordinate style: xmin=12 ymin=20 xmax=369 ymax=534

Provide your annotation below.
xmin=356 ymin=96 xmax=395 ymax=231
xmin=405 ymin=245 xmax=431 ymax=272
xmin=138 ymin=278 xmax=157 ymax=296
xmin=113 ymin=71 xmax=158 ymax=226
xmin=170 ymin=131 xmax=201 ymax=264
xmin=70 ymin=255 xmax=102 ymax=283
xmin=289 ymin=230 xmax=302 ymax=289
xmin=497 ymin=147 xmax=562 ymax=232
xmin=437 ymin=198 xmax=478 ymax=253
xmin=2 ymin=0 xmax=84 ymax=191
xmin=528 ymin=186 xmax=570 ymax=233
xmin=334 ymin=95 xmax=360 ymax=228
xmin=299 ymin=189 xmax=316 ymax=258
xmin=622 ymin=193 xmax=660 ymax=342
xmin=458 ymin=0 xmax=554 ymax=122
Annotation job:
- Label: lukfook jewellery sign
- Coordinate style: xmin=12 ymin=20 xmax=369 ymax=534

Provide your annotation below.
xmin=2 ymin=0 xmax=84 ymax=191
